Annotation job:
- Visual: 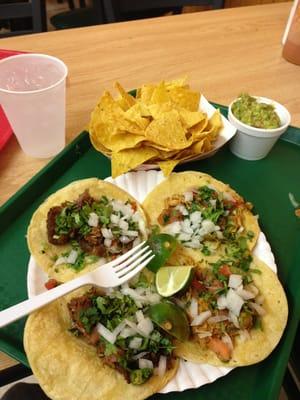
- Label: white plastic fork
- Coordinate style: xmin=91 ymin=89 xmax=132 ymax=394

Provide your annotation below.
xmin=0 ymin=241 xmax=154 ymax=328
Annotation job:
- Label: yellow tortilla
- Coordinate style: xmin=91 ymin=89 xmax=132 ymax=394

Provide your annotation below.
xmin=174 ymin=257 xmax=288 ymax=366
xmin=24 ymin=289 xmax=179 ymax=400
xmin=142 ymin=171 xmax=260 ymax=262
xmin=27 ymin=178 xmax=148 ymax=282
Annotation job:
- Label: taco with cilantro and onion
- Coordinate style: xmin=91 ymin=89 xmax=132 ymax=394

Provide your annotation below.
xmin=24 ymin=273 xmax=179 ymax=400
xmin=172 ymin=255 xmax=288 ymax=366
xmin=142 ymin=171 xmax=260 ymax=264
xmin=27 ymin=178 xmax=147 ymax=282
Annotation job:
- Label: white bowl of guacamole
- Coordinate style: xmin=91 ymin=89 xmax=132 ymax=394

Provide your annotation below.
xmin=228 ymin=94 xmax=291 ymax=160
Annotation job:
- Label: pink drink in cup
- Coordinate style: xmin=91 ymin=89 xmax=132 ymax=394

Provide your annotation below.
xmin=0 ymin=54 xmax=68 ymax=158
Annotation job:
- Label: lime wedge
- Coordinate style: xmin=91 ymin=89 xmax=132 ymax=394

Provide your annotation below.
xmin=156 ymin=266 xmax=194 ymax=297
xmin=146 ymin=234 xmax=178 ymax=273
xmin=148 ymin=302 xmax=190 ymax=341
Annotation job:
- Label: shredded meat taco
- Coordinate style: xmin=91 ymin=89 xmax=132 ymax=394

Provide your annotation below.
xmin=24 ymin=277 xmax=179 ymax=400
xmin=27 ymin=178 xmax=147 ymax=282
xmin=143 ymin=171 xmax=260 ymax=263
xmin=173 ymin=256 xmax=288 ymax=366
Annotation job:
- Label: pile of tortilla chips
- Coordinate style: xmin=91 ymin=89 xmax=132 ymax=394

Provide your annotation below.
xmin=89 ymin=78 xmax=222 ymax=178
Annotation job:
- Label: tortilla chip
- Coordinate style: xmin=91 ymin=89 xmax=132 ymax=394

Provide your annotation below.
xmin=150 ymin=81 xmax=170 ymax=105
xmin=115 ymin=82 xmax=136 ymax=108
xmin=179 ymin=109 xmax=207 ymax=130
xmin=124 ymin=103 xmax=150 ymax=130
xmin=158 ymin=159 xmax=181 ymax=177
xmin=167 ymin=87 xmax=200 ymax=111
xmin=145 ymin=110 xmax=191 ymax=150
xmin=111 ymin=147 xmax=158 ymax=178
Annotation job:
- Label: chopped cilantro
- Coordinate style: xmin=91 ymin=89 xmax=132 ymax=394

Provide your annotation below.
xmin=202 ymin=245 xmax=211 ymax=256
xmin=130 ymin=368 xmax=153 ymax=385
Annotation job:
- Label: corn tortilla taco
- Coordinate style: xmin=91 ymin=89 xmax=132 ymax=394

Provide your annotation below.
xmin=27 ymin=178 xmax=147 ymax=283
xmin=24 ymin=284 xmax=179 ymax=400
xmin=173 ymin=256 xmax=288 ymax=366
xmin=142 ymin=171 xmax=260 ymax=263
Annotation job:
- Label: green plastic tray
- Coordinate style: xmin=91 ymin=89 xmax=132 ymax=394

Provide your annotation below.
xmin=0 ymin=104 xmax=299 ymax=400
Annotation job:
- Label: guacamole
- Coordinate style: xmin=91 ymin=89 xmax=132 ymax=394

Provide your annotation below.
xmin=232 ymin=93 xmax=281 ymax=129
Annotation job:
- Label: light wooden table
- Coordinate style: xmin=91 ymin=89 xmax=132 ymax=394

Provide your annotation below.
xmin=0 ymin=0 xmax=299 ymax=371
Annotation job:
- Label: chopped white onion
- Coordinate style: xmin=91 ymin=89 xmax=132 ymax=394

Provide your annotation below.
xmin=139 ymin=358 xmax=153 ymax=369
xmin=222 ymin=332 xmax=233 ymax=351
xmin=207 ymin=315 xmax=229 ymax=324
xmin=88 ymin=212 xmax=99 ymax=227
xmin=191 ymin=310 xmax=212 ymax=326
xmin=112 ymin=321 xmax=126 ymax=338
xmin=110 ymin=214 xmax=120 ymax=224
xmin=164 ymin=221 xmax=182 ymax=235
xmin=125 ymin=319 xmax=147 ymax=337
xmin=112 ymin=200 xmax=133 ymax=217
xmin=185 ymin=238 xmax=201 ymax=248
xmin=199 ymin=219 xmax=217 ymax=235
xmin=119 ymin=219 xmax=129 ymax=231
xmin=217 ymin=295 xmax=227 ymax=310
xmin=229 ymin=311 xmax=240 ymax=328
xmin=123 ymin=230 xmax=139 ymax=237
xmin=101 ymin=228 xmax=113 ymax=239
xmin=236 ymin=287 xmax=256 ymax=300
xmin=189 ymin=298 xmax=198 ymax=318
xmin=248 ymin=302 xmax=266 ymax=316
xmin=209 ymin=199 xmax=217 ymax=208
xmin=197 ymin=331 xmax=212 ymax=339
xmin=96 ymin=323 xmax=116 ymax=344
xmin=176 ymin=204 xmax=188 ymax=216
xmin=119 ymin=327 xmax=136 ymax=338
xmin=67 ymin=250 xmax=78 ymax=264
xmin=228 ymin=274 xmax=243 ymax=289
xmin=178 ymin=232 xmax=192 ymax=242
xmin=137 ymin=317 xmax=154 ymax=337
xmin=226 ymin=289 xmax=244 ymax=316
xmin=156 ymin=356 xmax=167 ymax=377
xmin=190 ymin=211 xmax=202 ymax=225
xmin=184 ymin=191 xmax=193 ymax=202
xmin=135 ymin=310 xmax=144 ymax=323
xmin=238 ymin=226 xmax=244 ymax=234
xmin=132 ymin=211 xmax=141 ymax=222
xmin=120 ymin=235 xmax=131 ymax=244
xmin=129 ymin=337 xmax=143 ymax=349
xmin=104 ymin=238 xmax=112 ymax=248
xmin=54 ymin=256 xmax=68 ymax=266
xmin=132 ymin=352 xmax=149 ymax=360
xmin=246 ymin=284 xmax=259 ymax=297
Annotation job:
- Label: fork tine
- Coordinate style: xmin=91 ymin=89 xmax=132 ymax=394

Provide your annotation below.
xmin=118 ymin=255 xmax=155 ymax=283
xmin=116 ymin=250 xmax=153 ymax=277
xmin=113 ymin=245 xmax=150 ymax=273
xmin=104 ymin=241 xmax=146 ymax=268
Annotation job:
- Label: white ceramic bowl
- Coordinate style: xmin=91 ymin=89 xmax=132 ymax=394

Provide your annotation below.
xmin=228 ymin=96 xmax=291 ymax=160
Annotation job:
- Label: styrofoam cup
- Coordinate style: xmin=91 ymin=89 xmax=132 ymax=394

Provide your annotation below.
xmin=0 ymin=54 xmax=68 ymax=158
xmin=228 ymin=96 xmax=291 ymax=160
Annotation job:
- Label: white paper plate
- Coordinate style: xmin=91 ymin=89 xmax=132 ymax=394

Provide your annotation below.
xmin=27 ymin=170 xmax=276 ymax=394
